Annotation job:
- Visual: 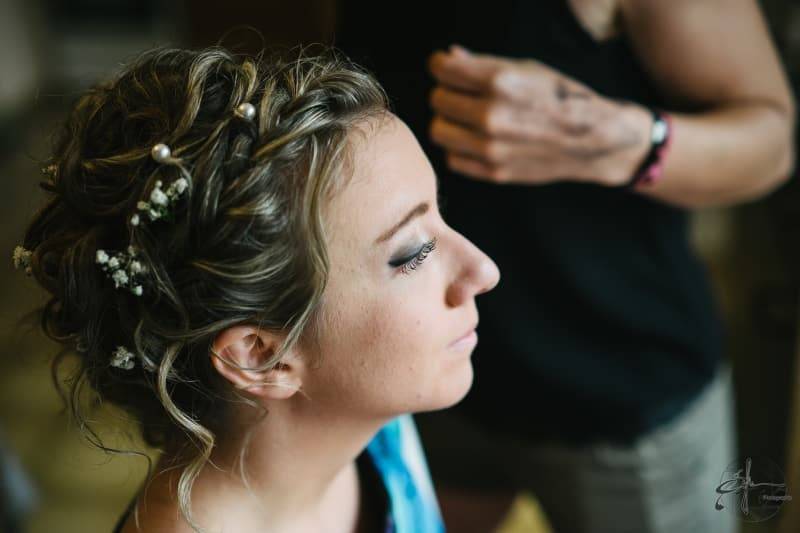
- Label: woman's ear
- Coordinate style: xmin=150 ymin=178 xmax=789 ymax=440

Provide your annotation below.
xmin=210 ymin=325 xmax=303 ymax=400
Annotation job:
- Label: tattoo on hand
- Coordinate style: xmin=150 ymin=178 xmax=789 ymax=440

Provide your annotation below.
xmin=553 ymin=80 xmax=644 ymax=163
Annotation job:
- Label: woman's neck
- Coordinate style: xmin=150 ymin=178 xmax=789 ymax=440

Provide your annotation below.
xmin=137 ymin=408 xmax=390 ymax=532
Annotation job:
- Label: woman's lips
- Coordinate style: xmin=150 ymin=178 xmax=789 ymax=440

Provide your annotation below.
xmin=448 ymin=325 xmax=478 ymax=350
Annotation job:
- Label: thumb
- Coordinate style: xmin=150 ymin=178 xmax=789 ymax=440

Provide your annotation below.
xmin=450 ymin=44 xmax=472 ymax=56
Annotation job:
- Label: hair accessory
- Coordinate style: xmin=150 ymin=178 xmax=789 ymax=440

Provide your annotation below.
xmin=234 ymin=102 xmax=257 ymax=121
xmin=151 ymin=143 xmax=173 ymax=164
xmin=41 ymin=164 xmax=57 ymax=176
xmin=134 ymin=142 xmax=191 ymax=227
xmin=12 ymin=245 xmax=33 ymax=275
xmin=75 ymin=336 xmax=89 ymax=353
xmin=110 ymin=345 xmax=136 ymax=370
xmin=132 ymin=177 xmax=189 ymax=226
xmin=95 ymin=245 xmax=147 ymax=296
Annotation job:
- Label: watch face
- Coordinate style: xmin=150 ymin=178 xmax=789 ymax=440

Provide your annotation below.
xmin=652 ymin=118 xmax=669 ymax=144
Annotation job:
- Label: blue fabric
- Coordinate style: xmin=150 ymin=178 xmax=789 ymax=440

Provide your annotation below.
xmin=366 ymin=415 xmax=445 ymax=533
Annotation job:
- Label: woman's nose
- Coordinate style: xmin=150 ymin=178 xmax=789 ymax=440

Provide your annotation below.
xmin=446 ymin=238 xmax=500 ymax=307
xmin=473 ymin=252 xmax=500 ymax=297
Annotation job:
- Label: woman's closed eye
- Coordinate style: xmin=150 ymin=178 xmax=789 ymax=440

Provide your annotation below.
xmin=390 ymin=237 xmax=438 ymax=275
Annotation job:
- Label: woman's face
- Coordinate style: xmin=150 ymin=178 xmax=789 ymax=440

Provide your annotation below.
xmin=304 ymin=113 xmax=500 ymax=419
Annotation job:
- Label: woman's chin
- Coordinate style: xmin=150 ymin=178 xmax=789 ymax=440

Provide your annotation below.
xmin=421 ymin=360 xmax=474 ymax=412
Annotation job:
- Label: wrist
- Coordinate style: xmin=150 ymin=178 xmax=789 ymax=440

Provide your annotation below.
xmin=607 ymin=102 xmax=654 ymax=186
xmin=568 ymin=100 xmax=654 ymax=186
xmin=623 ymin=108 xmax=672 ymax=189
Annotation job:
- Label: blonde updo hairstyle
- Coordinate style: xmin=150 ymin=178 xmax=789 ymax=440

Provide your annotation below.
xmin=17 ymin=44 xmax=390 ymax=531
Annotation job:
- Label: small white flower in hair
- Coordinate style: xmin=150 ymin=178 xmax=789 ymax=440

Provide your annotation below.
xmin=130 ymin=214 xmax=140 ymax=226
xmin=150 ymin=186 xmax=168 ymax=206
xmin=129 ymin=261 xmax=145 ymax=275
xmin=174 ymin=178 xmax=188 ymax=194
xmin=111 ymin=269 xmax=129 ymax=288
xmin=137 ymin=177 xmax=190 ymax=224
xmin=41 ymin=164 xmax=58 ymax=176
xmin=110 ymin=345 xmax=135 ymax=370
xmin=96 ymin=246 xmax=146 ymax=296
xmin=12 ymin=245 xmax=33 ymax=275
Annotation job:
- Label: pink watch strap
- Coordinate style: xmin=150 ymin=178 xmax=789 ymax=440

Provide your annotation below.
xmin=625 ymin=110 xmax=672 ymax=189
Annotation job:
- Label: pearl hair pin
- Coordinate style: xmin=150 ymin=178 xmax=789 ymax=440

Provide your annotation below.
xmin=131 ymin=142 xmax=192 ymax=227
xmin=151 ymin=143 xmax=172 ymax=163
xmin=234 ymin=102 xmax=257 ymax=121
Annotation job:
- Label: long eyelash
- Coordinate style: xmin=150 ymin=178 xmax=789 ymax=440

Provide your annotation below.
xmin=400 ymin=237 xmax=438 ymax=275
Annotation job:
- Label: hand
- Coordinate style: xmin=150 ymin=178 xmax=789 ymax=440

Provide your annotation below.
xmin=427 ymin=45 xmax=653 ymax=187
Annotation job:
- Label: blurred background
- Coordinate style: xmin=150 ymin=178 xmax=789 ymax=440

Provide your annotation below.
xmin=1 ymin=0 xmax=800 ymax=531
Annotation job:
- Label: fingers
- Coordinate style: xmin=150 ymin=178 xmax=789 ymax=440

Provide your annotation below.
xmin=430 ymin=116 xmax=498 ymax=162
xmin=428 ymin=49 xmax=508 ymax=95
xmin=445 ymin=152 xmax=507 ymax=183
xmin=429 ymin=87 xmax=495 ymax=133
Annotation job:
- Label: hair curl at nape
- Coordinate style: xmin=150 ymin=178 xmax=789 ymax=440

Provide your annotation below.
xmin=14 ymin=42 xmax=391 ymax=532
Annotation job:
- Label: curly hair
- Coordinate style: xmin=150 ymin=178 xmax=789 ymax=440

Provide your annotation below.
xmin=15 ymin=43 xmax=390 ymax=531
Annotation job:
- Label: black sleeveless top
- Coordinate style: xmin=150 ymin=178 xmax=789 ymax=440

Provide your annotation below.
xmin=334 ymin=0 xmax=725 ymax=446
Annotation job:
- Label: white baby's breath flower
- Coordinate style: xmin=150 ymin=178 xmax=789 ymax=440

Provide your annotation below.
xmin=12 ymin=246 xmax=32 ymax=269
xmin=110 ymin=346 xmax=135 ymax=370
xmin=174 ymin=178 xmax=188 ymax=194
xmin=150 ymin=187 xmax=168 ymax=206
xmin=132 ymin=176 xmax=189 ymax=229
xmin=129 ymin=261 xmax=144 ymax=275
xmin=97 ymin=247 xmax=146 ymax=294
xmin=111 ymin=269 xmax=129 ymax=287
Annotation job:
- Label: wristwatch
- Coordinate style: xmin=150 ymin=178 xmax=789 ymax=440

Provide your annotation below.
xmin=624 ymin=109 xmax=672 ymax=189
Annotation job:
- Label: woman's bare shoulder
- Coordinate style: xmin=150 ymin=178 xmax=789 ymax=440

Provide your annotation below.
xmin=117 ymin=511 xmax=189 ymax=533
xmin=116 ymin=497 xmax=190 ymax=533
xmin=117 ymin=469 xmax=193 ymax=533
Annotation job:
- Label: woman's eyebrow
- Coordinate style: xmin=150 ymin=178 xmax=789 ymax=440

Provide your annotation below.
xmin=375 ymin=202 xmax=429 ymax=245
